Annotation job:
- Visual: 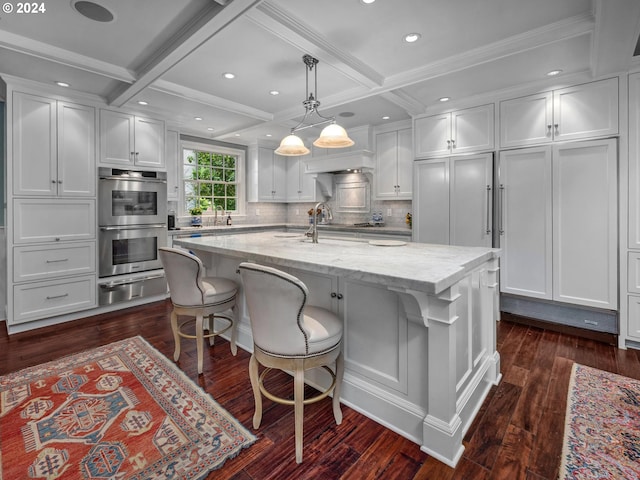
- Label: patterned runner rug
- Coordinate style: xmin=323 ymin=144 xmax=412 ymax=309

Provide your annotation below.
xmin=0 ymin=336 xmax=255 ymax=479
xmin=559 ymin=363 xmax=640 ymax=479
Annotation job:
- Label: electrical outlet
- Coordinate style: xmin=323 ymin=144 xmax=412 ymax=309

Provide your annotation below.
xmin=255 ymin=209 xmax=260 ymax=216
xmin=387 ymin=208 xmax=392 ymax=216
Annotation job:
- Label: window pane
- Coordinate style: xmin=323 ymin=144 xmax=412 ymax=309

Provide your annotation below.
xmin=227 ymin=199 xmax=236 ymax=211
xmin=224 ymin=169 xmax=235 ymax=182
xmin=184 ymin=181 xmax=197 ymax=196
xmin=183 ymin=165 xmax=195 ymax=179
xmin=212 ymin=168 xmax=223 ymax=181
xmin=186 ymin=197 xmax=198 ymax=210
xmin=184 ymin=150 xmax=195 ymax=164
xmin=198 ymin=183 xmax=213 ymax=197
xmin=224 ymin=156 xmax=236 ymax=169
xmin=212 ymin=155 xmax=224 ymax=167
xmin=197 ymin=151 xmax=211 ymax=166
xmin=226 ymin=184 xmax=236 ymax=196
xmin=213 ymin=183 xmax=225 ymax=196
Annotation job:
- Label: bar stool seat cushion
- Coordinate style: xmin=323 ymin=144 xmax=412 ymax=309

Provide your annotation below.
xmin=302 ymin=306 xmax=343 ymax=355
xmin=200 ymin=277 xmax=237 ymax=306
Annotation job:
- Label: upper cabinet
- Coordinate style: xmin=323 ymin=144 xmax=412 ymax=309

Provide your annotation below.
xmin=499 ymin=77 xmax=618 ymax=148
xmin=286 ymin=157 xmax=319 ymax=203
xmin=374 ymin=125 xmax=412 ymax=199
xmin=13 ymin=92 xmax=95 ymax=197
xmin=414 ymin=104 xmax=494 ymax=158
xmin=256 ymin=146 xmax=287 ymax=202
xmin=99 ymin=109 xmax=165 ymax=169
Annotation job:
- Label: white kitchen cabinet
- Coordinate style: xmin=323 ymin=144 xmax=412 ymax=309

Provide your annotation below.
xmin=13 ymin=242 xmax=95 ymax=283
xmin=374 ymin=127 xmax=412 ymax=199
xmin=99 ymin=109 xmax=165 ymax=168
xmin=627 ymin=72 xmax=640 ymax=342
xmin=257 ymin=147 xmax=287 ymax=202
xmin=498 ymin=139 xmax=617 ymax=310
xmin=12 ymin=275 xmax=97 ymax=325
xmin=286 ymin=156 xmax=318 ymax=202
xmin=499 ymin=77 xmax=618 ymax=148
xmin=414 ymin=104 xmax=494 ymax=158
xmin=13 ymin=93 xmax=95 ymax=197
xmin=413 ymin=153 xmax=493 ymax=248
xmin=166 ymin=129 xmax=180 ymax=201
xmin=498 ymin=147 xmax=553 ymax=299
xmin=13 ymin=199 xmax=96 ymax=244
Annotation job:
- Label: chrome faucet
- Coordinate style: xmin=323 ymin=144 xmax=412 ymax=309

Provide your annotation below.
xmin=305 ymin=202 xmax=333 ymax=243
xmin=214 ymin=205 xmax=223 ymax=226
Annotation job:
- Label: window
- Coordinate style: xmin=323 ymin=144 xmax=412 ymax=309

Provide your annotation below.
xmin=181 ymin=141 xmax=245 ymax=216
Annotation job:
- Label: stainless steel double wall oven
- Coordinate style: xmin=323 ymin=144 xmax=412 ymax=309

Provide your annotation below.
xmin=98 ymin=167 xmax=168 ymax=305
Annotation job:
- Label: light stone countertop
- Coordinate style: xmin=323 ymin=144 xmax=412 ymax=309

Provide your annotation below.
xmin=174 ymin=231 xmax=499 ymax=295
xmin=169 ymin=223 xmax=412 ymax=237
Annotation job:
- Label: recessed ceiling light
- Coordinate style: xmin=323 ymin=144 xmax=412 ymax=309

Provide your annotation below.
xmin=382 ymin=116 xmax=390 ymax=120
xmin=266 ymin=134 xmax=272 ymax=137
xmin=194 ymin=117 xmax=203 ymax=121
xmin=207 ymin=127 xmax=214 ymax=131
xmin=72 ymin=1 xmax=114 ymax=23
xmin=223 ymin=72 xmax=235 ymax=79
xmin=56 ymin=81 xmax=70 ymax=88
xmin=404 ymin=33 xmax=421 ymax=43
xmin=360 ymin=0 xmax=375 ymax=4
xmin=269 ymin=90 xmax=280 ymax=96
xmin=439 ymin=97 xmax=450 ymax=102
xmin=137 ymin=100 xmax=148 ymax=105
xmin=547 ymin=69 xmax=563 ymax=76
xmin=235 ymin=133 xmax=241 ymax=137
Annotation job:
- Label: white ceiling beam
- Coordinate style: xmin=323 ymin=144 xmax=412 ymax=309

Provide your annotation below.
xmin=0 ymin=30 xmax=135 ymax=82
xmin=107 ymin=0 xmax=265 ymax=107
xmin=246 ymin=2 xmax=384 ymax=88
xmin=591 ymin=0 xmax=640 ymax=77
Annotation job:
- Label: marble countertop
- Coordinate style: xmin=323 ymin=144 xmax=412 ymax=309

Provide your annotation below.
xmin=174 ymin=231 xmax=499 ymax=294
xmin=169 ymin=223 xmax=412 ymax=237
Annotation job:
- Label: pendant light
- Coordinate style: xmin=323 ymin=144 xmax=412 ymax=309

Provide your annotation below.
xmin=275 ymin=55 xmax=354 ymax=156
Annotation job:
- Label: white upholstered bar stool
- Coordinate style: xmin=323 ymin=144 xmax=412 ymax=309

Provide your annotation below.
xmin=238 ymin=262 xmax=344 ymax=463
xmin=159 ymin=247 xmax=238 ymax=375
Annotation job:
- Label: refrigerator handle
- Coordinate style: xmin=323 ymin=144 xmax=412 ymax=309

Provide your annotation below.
xmin=499 ymin=184 xmax=505 ymax=235
xmin=486 ymin=185 xmax=492 ymax=235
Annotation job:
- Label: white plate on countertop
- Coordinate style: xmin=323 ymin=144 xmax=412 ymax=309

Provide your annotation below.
xmin=368 ymin=240 xmax=407 ymax=246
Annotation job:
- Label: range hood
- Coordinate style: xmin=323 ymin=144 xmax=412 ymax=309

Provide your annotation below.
xmin=304 ymin=150 xmax=375 ymax=174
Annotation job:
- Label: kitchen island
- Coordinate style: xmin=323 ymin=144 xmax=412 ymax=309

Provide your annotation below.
xmin=174 ymin=231 xmax=501 ymax=467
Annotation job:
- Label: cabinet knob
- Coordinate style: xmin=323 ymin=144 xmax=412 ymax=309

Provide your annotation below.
xmin=446 ymin=139 xmax=451 ymax=148
xmin=54 ymin=237 xmax=61 ymax=241
xmin=451 ymin=139 xmax=456 ymax=148
xmin=51 ymin=179 xmax=56 ymax=184
xmin=331 ymin=292 xmax=337 ymax=298
xmin=337 ymin=293 xmax=344 ymax=300
xmin=57 ymin=180 xmax=62 ymax=184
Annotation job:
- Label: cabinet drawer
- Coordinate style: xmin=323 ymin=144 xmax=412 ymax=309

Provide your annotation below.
xmin=12 ymin=275 xmax=97 ymax=324
xmin=14 ymin=242 xmax=96 ymax=282
xmin=13 ymin=198 xmax=95 ymax=244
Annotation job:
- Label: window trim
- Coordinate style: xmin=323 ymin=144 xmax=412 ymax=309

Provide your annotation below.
xmin=180 ymin=140 xmax=246 ymax=217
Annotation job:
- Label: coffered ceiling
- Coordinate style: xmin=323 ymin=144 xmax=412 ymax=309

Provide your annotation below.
xmin=1 ymin=0 xmax=639 ymax=146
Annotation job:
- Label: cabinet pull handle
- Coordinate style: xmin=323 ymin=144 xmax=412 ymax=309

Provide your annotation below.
xmin=331 ymin=292 xmax=337 ymax=298
xmin=46 ymin=258 xmax=69 ymax=263
xmin=554 ymin=124 xmax=559 ymax=135
xmin=547 ymin=124 xmax=552 ymax=135
xmin=46 ymin=293 xmax=69 ymax=300
xmin=446 ymin=139 xmax=451 ymax=148
xmin=499 ymin=184 xmax=505 ymax=235
xmin=451 ymin=139 xmax=456 ymax=148
xmin=486 ymin=185 xmax=492 ymax=235
xmin=337 ymin=293 xmax=344 ymax=300
xmin=54 ymin=237 xmax=61 ymax=241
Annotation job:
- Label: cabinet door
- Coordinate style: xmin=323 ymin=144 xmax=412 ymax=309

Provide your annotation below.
xmin=499 ymin=92 xmax=553 ymax=148
xmin=413 ymin=159 xmax=449 ymax=244
xmin=628 ymin=295 xmax=640 ymax=339
xmin=375 ymin=130 xmax=399 ymax=198
xmin=552 ymin=139 xmax=617 ymax=309
xmin=286 ymin=156 xmax=301 ymax=201
xmin=57 ymin=101 xmax=95 ymax=196
xmin=414 ymin=113 xmax=450 ymax=158
xmin=553 ymin=78 xmax=618 ymax=142
xmin=298 ymin=160 xmax=317 ymax=202
xmin=257 ymin=147 xmax=273 ymax=200
xmin=134 ymin=116 xmax=165 ymax=168
xmin=272 ymin=153 xmax=287 ymax=201
xmin=449 ymin=154 xmax=493 ymax=247
xmin=13 ymin=92 xmax=57 ymax=196
xmin=100 ymin=110 xmax=134 ymax=165
xmin=14 ymin=199 xmax=96 ymax=244
xmin=166 ymin=129 xmax=180 ymax=200
xmin=499 ymin=147 xmax=553 ymax=299
xmin=396 ymin=128 xmax=413 ymax=199
xmin=451 ymin=104 xmax=494 ymax=154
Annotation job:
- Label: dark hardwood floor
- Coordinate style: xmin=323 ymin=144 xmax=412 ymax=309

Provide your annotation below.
xmin=2 ymin=302 xmax=640 ymax=479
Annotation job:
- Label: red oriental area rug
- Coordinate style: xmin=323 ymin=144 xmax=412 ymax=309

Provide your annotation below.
xmin=0 ymin=336 xmax=255 ymax=479
xmin=559 ymin=363 xmax=640 ymax=480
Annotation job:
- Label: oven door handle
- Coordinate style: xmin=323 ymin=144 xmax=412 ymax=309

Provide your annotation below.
xmin=99 ymin=273 xmax=166 ymax=289
xmin=100 ymin=224 xmax=166 ymax=231
xmin=99 ymin=176 xmax=167 ymax=184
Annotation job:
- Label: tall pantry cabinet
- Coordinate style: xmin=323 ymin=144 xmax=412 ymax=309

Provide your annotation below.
xmin=7 ymin=89 xmax=97 ymax=329
xmin=498 ymin=77 xmax=619 ymax=332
